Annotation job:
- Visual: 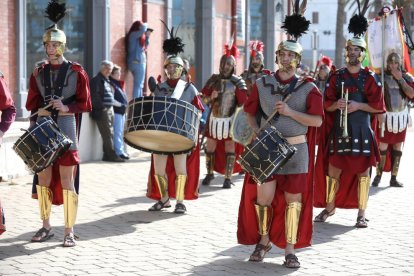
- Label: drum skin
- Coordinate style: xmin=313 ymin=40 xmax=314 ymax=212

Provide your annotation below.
xmin=13 ymin=117 xmax=72 ymax=173
xmin=238 ymin=126 xmax=296 ymax=184
xmin=124 ymin=96 xmax=200 ymax=154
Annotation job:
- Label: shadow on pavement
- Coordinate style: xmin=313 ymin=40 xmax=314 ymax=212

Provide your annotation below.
xmin=312 ymin=222 xmax=354 ymax=245
xmin=187 ymin=244 xmax=299 ymax=275
xmin=101 ymin=195 xmax=150 ymax=208
xmin=0 ymin=241 xmax=62 ymax=260
xmin=0 ymin=210 xmax=178 ymax=260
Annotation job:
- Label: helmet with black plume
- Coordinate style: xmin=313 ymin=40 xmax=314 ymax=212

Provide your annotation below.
xmin=346 ymin=0 xmax=370 ymax=63
xmin=161 ymin=20 xmax=185 ymax=79
xmin=277 ymin=0 xmax=310 ymax=70
xmin=43 ymin=0 xmax=67 ymax=57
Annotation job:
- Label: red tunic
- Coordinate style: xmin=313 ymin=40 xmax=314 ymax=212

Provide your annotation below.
xmin=314 ymin=67 xmax=385 ymax=209
xmin=147 ymin=79 xmax=204 ymax=200
xmin=26 ymin=62 xmax=91 ymax=205
xmin=238 ymin=73 xmax=323 ymax=249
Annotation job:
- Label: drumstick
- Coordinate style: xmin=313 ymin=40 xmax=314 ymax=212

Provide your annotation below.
xmin=258 ymin=94 xmax=292 ymax=132
xmin=30 ymin=96 xmax=64 ymax=118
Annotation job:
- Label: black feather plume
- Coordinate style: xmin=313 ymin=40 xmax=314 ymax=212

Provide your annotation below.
xmin=44 ymin=0 xmax=66 ymax=24
xmin=281 ymin=13 xmax=310 ymax=40
xmin=348 ymin=14 xmax=368 ymax=37
xmin=160 ymin=20 xmax=185 ymax=56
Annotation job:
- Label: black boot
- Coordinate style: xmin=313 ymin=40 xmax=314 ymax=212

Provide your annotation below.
xmin=389 ymin=176 xmax=403 ymax=187
xmin=222 ymin=178 xmax=233 ymax=189
xmin=202 ymin=174 xmax=215 ymax=186
xmin=371 ymin=175 xmax=381 ymax=187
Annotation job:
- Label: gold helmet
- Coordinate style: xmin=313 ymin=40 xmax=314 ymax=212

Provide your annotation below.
xmin=277 ymin=1 xmax=309 ymax=70
xmin=346 ymin=1 xmax=369 ymax=63
xmin=43 ymin=0 xmax=67 ymax=57
xmin=161 ymin=20 xmax=185 ymax=79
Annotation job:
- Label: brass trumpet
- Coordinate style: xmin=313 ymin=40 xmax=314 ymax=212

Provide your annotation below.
xmin=339 ymin=82 xmax=344 ymax=128
xmin=342 ymin=89 xmax=349 ymax=138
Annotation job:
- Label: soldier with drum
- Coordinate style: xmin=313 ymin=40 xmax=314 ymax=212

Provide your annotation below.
xmin=25 ymin=1 xmax=91 ymax=247
xmin=145 ymin=23 xmax=204 ymax=214
xmin=237 ymin=2 xmax=323 ymax=268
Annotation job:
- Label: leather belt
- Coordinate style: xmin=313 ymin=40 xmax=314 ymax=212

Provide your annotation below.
xmin=286 ymin=135 xmax=306 ymax=145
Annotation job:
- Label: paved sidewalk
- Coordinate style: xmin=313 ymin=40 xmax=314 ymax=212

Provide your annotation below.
xmin=1 ymin=131 xmax=414 ymax=275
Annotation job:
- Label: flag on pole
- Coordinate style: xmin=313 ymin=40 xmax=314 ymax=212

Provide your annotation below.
xmin=366 ymin=9 xmax=405 ymax=74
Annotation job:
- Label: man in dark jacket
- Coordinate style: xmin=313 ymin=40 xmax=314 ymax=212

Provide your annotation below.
xmin=90 ymin=60 xmax=124 ymax=162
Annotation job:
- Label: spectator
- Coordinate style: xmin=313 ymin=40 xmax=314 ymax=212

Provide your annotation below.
xmin=126 ymin=21 xmax=153 ymax=98
xmin=90 ymin=60 xmax=124 ymax=162
xmin=109 ymin=65 xmax=129 ymax=160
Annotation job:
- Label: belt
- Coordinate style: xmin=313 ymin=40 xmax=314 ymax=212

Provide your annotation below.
xmin=286 ymin=135 xmax=306 ymax=145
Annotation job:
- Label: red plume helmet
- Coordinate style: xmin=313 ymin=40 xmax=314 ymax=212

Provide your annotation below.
xmin=321 ymin=55 xmax=332 ymax=68
xmin=224 ymin=43 xmax=239 ymax=59
xmin=249 ymin=40 xmax=264 ymax=58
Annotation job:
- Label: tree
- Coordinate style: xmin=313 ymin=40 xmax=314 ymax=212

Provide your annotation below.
xmin=335 ymin=0 xmax=347 ymax=67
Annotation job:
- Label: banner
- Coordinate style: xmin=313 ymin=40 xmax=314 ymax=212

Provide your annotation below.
xmin=366 ymin=10 xmax=404 ymax=73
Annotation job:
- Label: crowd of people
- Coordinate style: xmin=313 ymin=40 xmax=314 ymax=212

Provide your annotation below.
xmin=1 ymin=0 xmax=413 ymax=270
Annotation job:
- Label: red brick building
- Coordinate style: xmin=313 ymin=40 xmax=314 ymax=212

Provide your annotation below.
xmin=2 ymin=0 xmax=288 ymax=119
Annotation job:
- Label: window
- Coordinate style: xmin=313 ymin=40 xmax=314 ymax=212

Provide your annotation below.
xmin=312 ymin=12 xmax=319 ymax=24
xmin=26 ymin=0 xmax=86 ymax=83
xmin=250 ymin=0 xmax=264 ymax=40
xmin=172 ymin=0 xmax=196 ymax=79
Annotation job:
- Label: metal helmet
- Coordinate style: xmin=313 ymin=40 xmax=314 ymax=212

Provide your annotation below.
xmin=43 ymin=1 xmax=67 ymax=57
xmin=346 ymin=36 xmax=366 ymax=51
xmin=386 ymin=52 xmax=402 ymax=65
xmin=345 ymin=36 xmax=366 ymax=63
xmin=164 ymin=55 xmax=184 ymax=79
xmin=161 ymin=20 xmax=185 ymax=79
xmin=43 ymin=25 xmax=66 ymax=56
xmin=276 ymin=40 xmax=303 ymax=70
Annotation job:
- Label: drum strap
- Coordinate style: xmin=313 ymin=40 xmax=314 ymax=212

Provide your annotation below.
xmin=170 ymin=79 xmax=187 ymax=99
xmin=259 ymin=76 xmax=299 ymax=122
xmin=44 ymin=61 xmax=71 ymax=122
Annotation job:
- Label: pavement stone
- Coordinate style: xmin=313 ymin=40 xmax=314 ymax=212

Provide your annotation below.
xmin=1 ymin=130 xmax=414 ymax=275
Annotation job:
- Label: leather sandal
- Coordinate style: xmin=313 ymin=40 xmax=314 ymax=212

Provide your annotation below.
xmin=174 ymin=203 xmax=187 ymax=214
xmin=284 ymin=254 xmax=300 ymax=268
xmin=148 ymin=198 xmax=171 ymax=211
xmin=248 ymin=243 xmax=272 ymax=262
xmin=355 ymin=216 xmax=369 ymax=228
xmin=63 ymin=233 xmax=77 ymax=247
xmin=31 ymin=227 xmax=54 ymax=242
xmin=314 ymin=208 xmax=336 ymax=222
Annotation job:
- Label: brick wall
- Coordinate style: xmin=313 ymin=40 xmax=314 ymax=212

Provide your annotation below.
xmin=109 ymin=0 xmax=165 ymax=102
xmin=0 ymin=0 xmax=17 ymax=100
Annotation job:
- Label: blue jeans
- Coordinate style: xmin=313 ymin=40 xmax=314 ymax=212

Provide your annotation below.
xmin=113 ymin=113 xmax=126 ymax=156
xmin=128 ymin=62 xmax=146 ymax=99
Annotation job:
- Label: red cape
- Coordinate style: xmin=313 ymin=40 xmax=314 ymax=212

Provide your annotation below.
xmin=213 ymin=140 xmax=243 ymax=174
xmin=237 ymin=127 xmax=317 ymax=249
xmin=313 ymin=111 xmax=379 ymax=209
xmin=147 ymin=144 xmax=201 ymax=200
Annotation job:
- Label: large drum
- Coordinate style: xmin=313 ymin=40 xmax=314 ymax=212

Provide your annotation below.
xmin=238 ymin=126 xmax=296 ymax=184
xmin=124 ymin=96 xmax=200 ymax=154
xmin=13 ymin=117 xmax=72 ymax=174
